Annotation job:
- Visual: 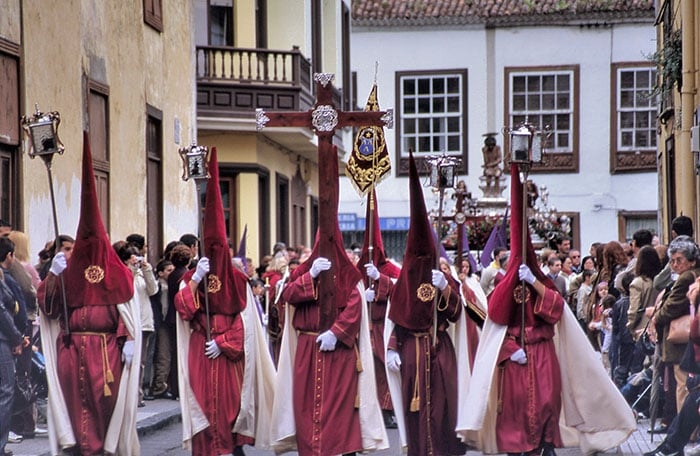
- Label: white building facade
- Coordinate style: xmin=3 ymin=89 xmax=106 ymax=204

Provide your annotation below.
xmin=341 ymin=3 xmax=657 ymax=259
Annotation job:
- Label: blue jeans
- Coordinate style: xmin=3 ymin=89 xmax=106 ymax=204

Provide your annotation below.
xmin=0 ymin=341 xmax=16 ymax=452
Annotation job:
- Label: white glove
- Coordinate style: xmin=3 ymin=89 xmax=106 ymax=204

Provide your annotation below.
xmin=432 ymin=269 xmax=448 ymax=291
xmin=310 ymin=257 xmax=331 ymax=279
xmin=121 ymin=340 xmax=135 ymax=367
xmin=316 ymin=330 xmax=337 ymax=351
xmin=365 ymin=289 xmax=376 ymax=302
xmin=518 ymin=264 xmax=536 ymax=285
xmin=49 ymin=252 xmax=67 ymax=276
xmin=192 ymin=257 xmax=210 ymax=284
xmin=386 ymin=349 xmax=401 ymax=372
xmin=205 ymin=339 xmax=222 ymax=359
xmin=510 ymin=348 xmax=527 ymax=365
xmin=365 ymin=263 xmax=380 ymax=281
xmin=261 ymin=314 xmax=269 ymax=326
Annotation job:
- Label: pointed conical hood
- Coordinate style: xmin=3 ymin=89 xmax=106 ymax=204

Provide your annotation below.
xmin=487 ymin=164 xmax=554 ymax=325
xmin=388 ymin=151 xmax=436 ymax=330
xmin=357 ymin=190 xmax=400 ymax=279
xmin=62 ymin=131 xmax=133 ymax=307
xmin=185 ymin=148 xmax=247 ymax=314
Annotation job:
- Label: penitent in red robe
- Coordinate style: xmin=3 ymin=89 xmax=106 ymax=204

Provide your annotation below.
xmin=174 ymin=283 xmax=254 ymax=455
xmin=388 ymin=282 xmax=467 ymax=456
xmin=493 ymin=286 xmax=564 ymax=454
xmin=39 ymin=275 xmax=127 ymax=455
xmin=281 ymin=270 xmax=363 ymax=456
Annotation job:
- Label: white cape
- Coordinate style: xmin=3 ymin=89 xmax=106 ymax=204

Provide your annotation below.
xmin=457 ymin=305 xmax=636 ymax=455
xmin=40 ymin=298 xmax=142 ymax=456
xmin=269 ymin=282 xmax=389 ymax=454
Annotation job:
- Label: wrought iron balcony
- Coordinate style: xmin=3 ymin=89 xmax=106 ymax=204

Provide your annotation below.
xmin=196 ymin=45 xmax=342 ymax=122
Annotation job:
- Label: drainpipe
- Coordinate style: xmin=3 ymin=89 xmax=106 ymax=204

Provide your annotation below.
xmin=678 ymin=0 xmax=696 ymax=219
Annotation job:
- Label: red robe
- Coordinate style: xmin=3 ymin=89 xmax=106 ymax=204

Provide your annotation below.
xmin=174 ymin=283 xmax=253 ymax=455
xmin=494 ymin=286 xmax=564 ymax=453
xmin=281 ymin=270 xmax=363 ymax=456
xmin=387 ymin=283 xmax=467 ymax=456
xmin=39 ymin=275 xmax=128 ymax=455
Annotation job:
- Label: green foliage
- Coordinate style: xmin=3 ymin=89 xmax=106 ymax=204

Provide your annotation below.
xmin=648 ymin=29 xmax=683 ymax=97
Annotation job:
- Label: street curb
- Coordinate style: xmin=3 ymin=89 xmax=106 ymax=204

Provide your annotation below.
xmin=137 ymin=407 xmax=183 ymax=438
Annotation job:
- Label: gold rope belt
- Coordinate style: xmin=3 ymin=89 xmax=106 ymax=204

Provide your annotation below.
xmin=70 ymin=331 xmax=116 ymax=396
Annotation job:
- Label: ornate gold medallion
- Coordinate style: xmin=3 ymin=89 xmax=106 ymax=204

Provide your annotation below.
xmin=207 ymin=274 xmax=222 ymax=293
xmin=513 ymin=284 xmax=531 ymax=304
xmin=417 ymin=283 xmax=436 ymax=302
xmin=84 ymin=265 xmax=105 ymax=284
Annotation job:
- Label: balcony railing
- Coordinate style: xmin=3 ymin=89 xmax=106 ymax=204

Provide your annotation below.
xmin=196 ymin=45 xmax=317 ymax=118
xmin=197 ymin=45 xmax=311 ymax=87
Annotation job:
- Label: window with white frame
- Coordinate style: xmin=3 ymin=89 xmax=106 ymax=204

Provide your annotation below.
xmin=611 ymin=63 xmax=657 ymax=172
xmin=510 ymin=70 xmax=573 ymax=152
xmin=396 ymin=70 xmax=467 ymax=174
xmin=618 ymin=67 xmax=656 ymax=150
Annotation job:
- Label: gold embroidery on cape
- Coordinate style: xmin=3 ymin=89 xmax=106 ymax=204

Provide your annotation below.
xmin=513 ymin=284 xmax=531 ymax=304
xmin=84 ymin=265 xmax=105 ymax=284
xmin=417 ymin=283 xmax=436 ymax=302
xmin=207 ymin=274 xmax=222 ymax=293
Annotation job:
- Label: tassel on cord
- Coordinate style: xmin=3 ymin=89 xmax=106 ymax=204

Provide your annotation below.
xmin=410 ymin=338 xmax=420 ymax=412
xmin=354 ymin=344 xmax=362 ymax=408
xmin=354 ymin=345 xmax=363 ymax=372
xmin=100 ymin=334 xmax=114 ymax=396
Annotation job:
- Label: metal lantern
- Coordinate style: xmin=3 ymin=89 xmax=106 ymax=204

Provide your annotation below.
xmin=178 ymin=142 xmax=211 ymax=181
xmin=428 ymin=154 xmax=460 ymax=190
xmin=505 ymin=120 xmax=551 ymax=165
xmin=509 ymin=125 xmax=532 ymax=163
xmin=21 ymin=105 xmax=65 ymax=158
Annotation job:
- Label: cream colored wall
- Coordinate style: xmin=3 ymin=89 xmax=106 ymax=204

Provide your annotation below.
xmin=18 ymin=0 xmax=197 ymax=258
xmin=267 ymin=0 xmax=308 ymax=52
xmin=0 ymin=0 xmax=21 ymax=42
xmin=322 ymin=0 xmax=339 ymax=73
xmin=234 ymin=0 xmax=256 ymax=47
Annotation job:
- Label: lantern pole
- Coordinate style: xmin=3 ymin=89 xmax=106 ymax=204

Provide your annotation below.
xmin=504 ymin=119 xmax=550 ymax=353
xmin=428 ymin=153 xmax=459 ymax=347
xmin=179 ymin=143 xmax=212 ymax=342
xmin=22 ymin=106 xmax=71 ymax=346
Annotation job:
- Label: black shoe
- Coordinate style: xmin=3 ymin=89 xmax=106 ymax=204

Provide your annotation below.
xmin=382 ymin=411 xmax=397 ymax=429
xmin=138 ymin=401 xmax=145 ymax=407
xmin=142 ymin=394 xmax=155 ymax=401
xmin=154 ymin=391 xmax=174 ymax=400
xmin=540 ymin=443 xmax=557 ymax=456
xmin=643 ymin=442 xmax=684 ymax=456
xmin=2 ymin=450 xmax=13 ymax=456
xmin=648 ymin=424 xmax=669 ymax=434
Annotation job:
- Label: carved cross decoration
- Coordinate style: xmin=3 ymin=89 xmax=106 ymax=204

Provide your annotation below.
xmin=256 ymin=73 xmax=393 ymax=330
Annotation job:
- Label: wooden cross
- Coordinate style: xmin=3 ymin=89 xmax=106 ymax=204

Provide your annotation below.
xmin=256 ymin=73 xmax=393 ymax=331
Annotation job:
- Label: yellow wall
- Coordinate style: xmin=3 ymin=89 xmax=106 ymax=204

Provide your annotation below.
xmin=267 ymin=0 xmax=308 ymax=53
xmin=14 ymin=0 xmax=198 ymax=256
xmin=234 ymin=0 xmax=255 ymax=48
